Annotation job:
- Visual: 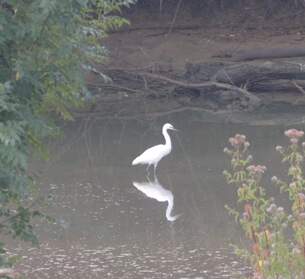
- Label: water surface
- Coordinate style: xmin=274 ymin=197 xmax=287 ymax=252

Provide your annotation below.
xmin=14 ymin=111 xmax=305 ymax=278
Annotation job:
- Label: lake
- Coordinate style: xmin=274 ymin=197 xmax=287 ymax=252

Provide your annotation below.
xmin=13 ymin=110 xmax=305 ymax=278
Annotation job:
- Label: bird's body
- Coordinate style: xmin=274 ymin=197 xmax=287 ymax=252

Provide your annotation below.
xmin=132 ymin=144 xmax=170 ymax=167
xmin=133 ymin=177 xmax=180 ymax=222
xmin=132 ymin=123 xmax=177 ymax=175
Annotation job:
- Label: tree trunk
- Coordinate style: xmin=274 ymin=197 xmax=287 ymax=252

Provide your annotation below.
xmin=212 ymin=61 xmax=305 ymax=86
xmin=233 ymin=47 xmax=305 ymax=61
xmin=250 ymin=79 xmax=305 ymax=93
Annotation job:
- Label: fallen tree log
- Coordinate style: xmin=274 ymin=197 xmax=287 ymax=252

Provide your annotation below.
xmin=212 ymin=61 xmax=305 ymax=86
xmin=250 ymin=79 xmax=305 ymax=93
xmin=96 ymin=62 xmax=305 ymax=111
xmin=98 ymin=69 xmax=261 ymax=106
xmin=138 ymin=71 xmax=261 ymax=106
xmin=233 ymin=47 xmax=305 ymax=61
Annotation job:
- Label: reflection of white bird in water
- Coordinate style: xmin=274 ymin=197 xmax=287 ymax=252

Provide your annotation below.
xmin=132 ymin=123 xmax=178 ymax=175
xmin=133 ymin=176 xmax=180 ymax=222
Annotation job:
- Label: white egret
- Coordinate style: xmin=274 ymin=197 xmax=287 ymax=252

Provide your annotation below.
xmin=132 ymin=123 xmax=178 ymax=175
xmin=132 ymin=176 xmax=180 ymax=222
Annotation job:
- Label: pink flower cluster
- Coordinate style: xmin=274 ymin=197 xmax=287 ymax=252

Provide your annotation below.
xmin=246 ymin=165 xmax=266 ymax=175
xmin=229 ymin=134 xmax=246 ymax=147
xmin=284 ymin=129 xmax=304 ymax=143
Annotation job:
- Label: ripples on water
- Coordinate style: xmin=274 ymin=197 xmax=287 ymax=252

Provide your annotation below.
xmin=13 ymin=176 xmax=249 ymax=279
xmin=15 ymin=243 xmax=249 ymax=278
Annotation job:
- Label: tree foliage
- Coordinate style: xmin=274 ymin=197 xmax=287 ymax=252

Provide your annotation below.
xmin=0 ymin=0 xmax=136 ymax=271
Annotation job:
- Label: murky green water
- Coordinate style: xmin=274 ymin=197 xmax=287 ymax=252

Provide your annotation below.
xmin=12 ymin=110 xmax=305 ymax=278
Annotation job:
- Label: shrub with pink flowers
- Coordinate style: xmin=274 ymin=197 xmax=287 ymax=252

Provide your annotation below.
xmin=224 ymin=129 xmax=305 ymax=279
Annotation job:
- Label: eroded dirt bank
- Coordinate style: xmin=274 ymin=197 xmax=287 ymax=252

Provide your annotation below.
xmin=83 ymin=1 xmax=305 ymax=122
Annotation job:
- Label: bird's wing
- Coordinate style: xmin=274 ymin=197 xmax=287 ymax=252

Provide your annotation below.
xmin=133 ymin=181 xmax=168 ymax=202
xmin=140 ymin=144 xmax=163 ymax=156
xmin=133 ymin=144 xmax=164 ymax=165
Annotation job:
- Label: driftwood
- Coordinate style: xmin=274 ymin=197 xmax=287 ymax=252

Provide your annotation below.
xmin=138 ymin=72 xmax=261 ymax=106
xmin=233 ymin=47 xmax=305 ymax=61
xmin=212 ymin=61 xmax=305 ymax=86
xmin=90 ymin=58 xmax=305 ymax=114
xmin=96 ymin=68 xmax=261 ymax=106
xmin=250 ymin=79 xmax=305 ymax=93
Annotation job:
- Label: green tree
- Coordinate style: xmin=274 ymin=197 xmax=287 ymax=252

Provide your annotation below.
xmin=0 ymin=0 xmax=136 ymax=273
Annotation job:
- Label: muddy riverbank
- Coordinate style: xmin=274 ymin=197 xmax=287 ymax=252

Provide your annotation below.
xmin=83 ymin=1 xmax=305 ymax=121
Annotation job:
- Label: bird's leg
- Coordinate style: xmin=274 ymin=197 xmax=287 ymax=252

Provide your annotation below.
xmin=153 ymin=164 xmax=157 ymax=178
xmin=146 ymin=164 xmax=150 ymax=176
xmin=146 ymin=173 xmax=151 ymax=181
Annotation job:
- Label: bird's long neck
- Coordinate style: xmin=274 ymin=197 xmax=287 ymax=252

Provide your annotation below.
xmin=162 ymin=127 xmax=171 ymax=149
xmin=165 ymin=197 xmax=179 ymax=222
